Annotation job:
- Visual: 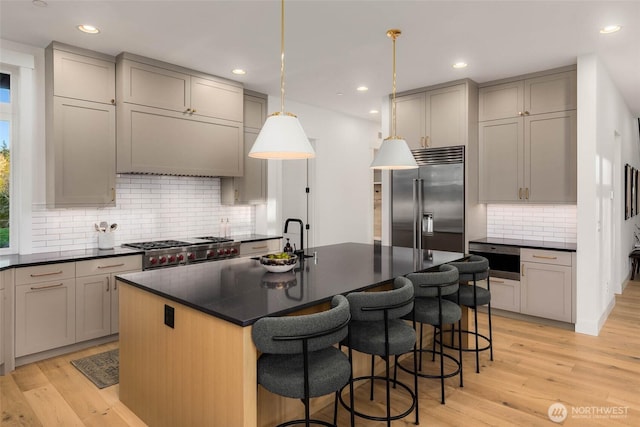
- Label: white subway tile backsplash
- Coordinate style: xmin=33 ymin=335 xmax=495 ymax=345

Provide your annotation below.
xmin=29 ymin=175 xmax=256 ymax=253
xmin=487 ymin=204 xmax=577 ymax=243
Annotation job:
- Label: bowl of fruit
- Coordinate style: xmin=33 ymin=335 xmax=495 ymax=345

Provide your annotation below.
xmin=259 ymin=252 xmax=298 ymax=273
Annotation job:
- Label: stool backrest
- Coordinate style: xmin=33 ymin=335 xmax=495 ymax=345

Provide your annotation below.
xmin=406 ymin=264 xmax=459 ymax=298
xmin=448 ymin=255 xmax=489 ymax=282
xmin=252 ymin=294 xmax=350 ymax=355
xmin=347 ymin=277 xmax=414 ymax=322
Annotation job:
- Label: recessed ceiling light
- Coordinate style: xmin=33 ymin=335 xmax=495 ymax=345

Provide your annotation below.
xmin=77 ymin=24 xmax=100 ymax=34
xmin=600 ymin=24 xmax=621 ymax=34
xmin=336 ymin=92 xmax=344 ymax=96
xmin=356 ymin=86 xmax=369 ymax=92
xmin=231 ymin=69 xmax=246 ymax=75
xmin=453 ymin=62 xmax=468 ymax=69
xmin=369 ymin=109 xmax=379 ymax=114
xmin=32 ymin=0 xmax=47 ymax=7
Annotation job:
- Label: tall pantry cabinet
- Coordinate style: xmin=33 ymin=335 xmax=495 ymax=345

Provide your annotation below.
xmin=478 ymin=68 xmax=577 ymax=203
xmin=45 ymin=42 xmax=117 ymax=207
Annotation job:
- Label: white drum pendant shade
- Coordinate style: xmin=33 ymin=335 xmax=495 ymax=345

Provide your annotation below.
xmin=371 ymin=137 xmax=417 ymax=169
xmin=249 ymin=113 xmax=315 ymax=159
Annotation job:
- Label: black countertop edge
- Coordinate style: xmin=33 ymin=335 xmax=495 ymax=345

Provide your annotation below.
xmin=469 ymin=237 xmax=577 ymax=252
xmin=234 ymin=234 xmax=282 ymax=243
xmin=115 ymin=243 xmax=466 ymax=327
xmin=0 ymin=247 xmax=144 ymax=271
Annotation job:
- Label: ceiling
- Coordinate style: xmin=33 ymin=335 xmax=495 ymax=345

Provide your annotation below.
xmin=1 ymin=0 xmax=639 ymax=122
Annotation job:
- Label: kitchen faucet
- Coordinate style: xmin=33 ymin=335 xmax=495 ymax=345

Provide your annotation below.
xmin=284 ymin=218 xmax=304 ymax=256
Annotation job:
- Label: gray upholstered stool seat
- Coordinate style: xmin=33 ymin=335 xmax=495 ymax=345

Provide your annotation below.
xmin=347 ymin=319 xmax=415 ymax=356
xmin=252 ymin=294 xmax=352 ymax=427
xmin=396 ymin=264 xmax=464 ymax=404
xmin=445 ymin=255 xmax=494 ymax=374
xmin=258 ymin=347 xmax=351 ymax=399
xmin=413 ymin=297 xmax=462 ymax=325
xmin=339 ymin=277 xmax=419 ymax=426
xmin=454 ymin=284 xmax=491 ymax=307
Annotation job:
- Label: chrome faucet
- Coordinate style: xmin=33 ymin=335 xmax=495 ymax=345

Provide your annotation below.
xmin=284 ymin=218 xmax=304 ymax=256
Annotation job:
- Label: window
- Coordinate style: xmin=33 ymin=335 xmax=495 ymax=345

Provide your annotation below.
xmin=0 ymin=72 xmax=12 ymax=249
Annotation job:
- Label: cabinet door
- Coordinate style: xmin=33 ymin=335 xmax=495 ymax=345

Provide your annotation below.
xmin=425 ymin=84 xmax=466 ymax=148
xmin=117 ymin=103 xmax=243 ymax=176
xmin=239 ymin=239 xmax=282 ymax=257
xmin=244 ymin=95 xmax=268 ymax=131
xmin=15 ymin=279 xmax=76 ymax=357
xmin=191 ymin=77 xmax=243 ymax=122
xmin=477 ymin=277 xmax=521 ymax=312
xmin=521 ymin=262 xmax=572 ymax=322
xmin=478 ymin=81 xmax=524 ymax=121
xmin=235 ymin=131 xmax=267 ymax=203
xmin=53 ymin=50 xmax=115 ymax=104
xmin=111 ymin=275 xmax=119 ymax=334
xmin=50 ymin=97 xmax=116 ymax=207
xmin=478 ymin=118 xmax=524 ymax=202
xmin=525 ymin=71 xmax=576 ymax=116
xmin=76 ymin=276 xmax=111 ymax=342
xmin=120 ymin=60 xmax=190 ymax=112
xmin=394 ymin=93 xmax=425 ymax=149
xmin=525 ymin=110 xmax=577 ymax=203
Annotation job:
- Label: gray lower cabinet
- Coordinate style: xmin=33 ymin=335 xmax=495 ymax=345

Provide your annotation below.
xmin=0 ymin=287 xmax=5 ymax=366
xmin=75 ymin=256 xmax=142 ymax=340
xmin=15 ymin=278 xmax=76 ymax=357
xmin=520 ymin=249 xmax=573 ymax=323
xmin=45 ymin=42 xmax=117 ymax=208
xmin=477 ymin=277 xmax=521 ymax=312
xmin=117 ymin=103 xmax=243 ymax=176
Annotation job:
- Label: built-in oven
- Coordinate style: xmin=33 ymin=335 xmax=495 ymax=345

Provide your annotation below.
xmin=468 ymin=242 xmax=520 ymax=280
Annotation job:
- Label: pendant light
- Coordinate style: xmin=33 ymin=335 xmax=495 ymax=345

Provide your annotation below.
xmin=248 ymin=0 xmax=315 ymax=159
xmin=370 ymin=29 xmax=418 ymax=170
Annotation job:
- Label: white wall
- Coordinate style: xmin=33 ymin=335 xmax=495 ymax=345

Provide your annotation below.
xmin=266 ymin=96 xmax=379 ymax=248
xmin=575 ymin=53 xmax=640 ymax=336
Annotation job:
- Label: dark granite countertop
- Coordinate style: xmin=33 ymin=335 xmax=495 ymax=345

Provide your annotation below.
xmin=0 ymin=247 xmax=144 ymax=271
xmin=116 ymin=242 xmax=465 ymax=327
xmin=469 ymin=237 xmax=577 ymax=252
xmin=234 ymin=234 xmax=282 ymax=243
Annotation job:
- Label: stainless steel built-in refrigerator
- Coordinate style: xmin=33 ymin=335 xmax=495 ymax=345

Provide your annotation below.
xmin=392 ymin=146 xmax=464 ymax=253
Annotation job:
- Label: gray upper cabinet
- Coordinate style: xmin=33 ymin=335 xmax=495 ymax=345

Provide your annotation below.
xmin=478 ymin=68 xmax=577 ymax=203
xmin=116 ymin=53 xmax=244 ymax=176
xmin=395 ymin=82 xmax=468 ymax=149
xmin=221 ymin=93 xmax=268 ymax=204
xmin=45 ymin=42 xmax=116 ymax=208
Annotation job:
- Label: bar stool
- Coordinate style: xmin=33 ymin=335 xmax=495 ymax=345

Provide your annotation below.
xmin=252 ymin=294 xmax=352 ymax=427
xmin=395 ymin=264 xmax=463 ymax=404
xmin=445 ymin=255 xmax=493 ymax=373
xmin=339 ymin=277 xmax=418 ymax=426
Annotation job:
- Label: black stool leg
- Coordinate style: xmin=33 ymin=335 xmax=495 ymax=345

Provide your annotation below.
xmin=458 ymin=316 xmax=464 ymax=387
xmin=488 ymin=302 xmax=494 ymax=361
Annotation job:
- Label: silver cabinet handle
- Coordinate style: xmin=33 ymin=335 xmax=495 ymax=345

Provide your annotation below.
xmin=533 ymin=255 xmax=557 ymax=260
xmin=30 ymin=270 xmax=63 ymax=278
xmin=521 ymin=264 xmax=525 ymax=276
xmin=252 ymin=245 xmax=268 ymax=250
xmin=97 ymin=263 xmax=125 ymax=269
xmin=106 ymin=277 xmax=110 ymax=292
xmin=492 ymin=279 xmax=505 ymax=284
xmin=30 ymin=283 xmax=63 ymax=291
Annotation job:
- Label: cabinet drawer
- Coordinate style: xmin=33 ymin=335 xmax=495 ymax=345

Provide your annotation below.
xmin=16 ymin=263 xmax=75 ymax=286
xmin=76 ymin=255 xmax=142 ymax=277
xmin=240 ymin=239 xmax=282 ymax=257
xmin=520 ymin=249 xmax=571 ymax=266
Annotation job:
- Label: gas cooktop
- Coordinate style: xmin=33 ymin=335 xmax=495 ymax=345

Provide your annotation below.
xmin=123 ymin=237 xmax=240 ymax=269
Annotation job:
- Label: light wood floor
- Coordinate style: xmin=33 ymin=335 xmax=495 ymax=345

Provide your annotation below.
xmin=3 ymin=280 xmax=640 ymax=426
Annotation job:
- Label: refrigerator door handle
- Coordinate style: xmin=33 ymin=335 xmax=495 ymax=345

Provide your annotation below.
xmin=413 ymin=178 xmax=423 ymax=252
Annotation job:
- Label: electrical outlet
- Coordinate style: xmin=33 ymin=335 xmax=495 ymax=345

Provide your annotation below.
xmin=164 ymin=304 xmax=175 ymax=328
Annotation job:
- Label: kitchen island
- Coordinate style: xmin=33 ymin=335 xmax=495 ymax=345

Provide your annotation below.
xmin=116 ymin=242 xmax=464 ymax=427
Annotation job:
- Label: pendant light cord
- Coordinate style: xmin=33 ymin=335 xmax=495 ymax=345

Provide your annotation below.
xmin=280 ymin=0 xmax=285 ymax=113
xmin=387 ymin=29 xmax=401 ymax=138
